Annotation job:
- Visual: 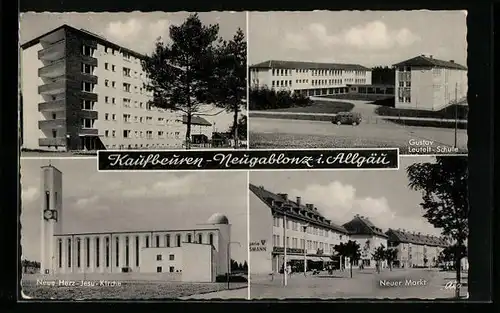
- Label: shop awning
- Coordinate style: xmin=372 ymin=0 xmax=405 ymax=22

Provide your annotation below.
xmin=285 ymin=255 xmax=306 ymax=261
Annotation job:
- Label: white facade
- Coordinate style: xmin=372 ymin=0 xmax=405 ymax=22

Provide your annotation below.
xmin=20 ymin=25 xmax=213 ymax=152
xmin=349 ymin=234 xmax=388 ymax=268
xmin=39 ymin=165 xmax=231 ymax=282
xmin=394 ymin=56 xmax=468 ymax=111
xmin=250 ymin=60 xmax=372 ymax=97
xmin=249 ymin=185 xmax=349 ymax=275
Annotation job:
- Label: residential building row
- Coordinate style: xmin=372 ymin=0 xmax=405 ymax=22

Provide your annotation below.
xmin=249 ymin=184 xmax=453 ymax=274
xmin=20 ymin=24 xmax=213 ymax=152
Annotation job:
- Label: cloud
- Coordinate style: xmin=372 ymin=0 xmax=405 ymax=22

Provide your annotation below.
xmin=22 ymin=186 xmax=38 ymax=204
xmin=104 ymin=18 xmax=170 ymax=53
xmin=121 ymin=173 xmax=207 ymax=199
xmin=282 ymin=20 xmax=420 ymax=52
xmin=288 ymin=180 xmax=439 ymax=235
xmin=75 ymin=195 xmax=99 ymax=208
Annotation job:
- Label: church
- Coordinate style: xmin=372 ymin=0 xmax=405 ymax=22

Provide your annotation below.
xmin=39 ymin=164 xmax=232 ymax=283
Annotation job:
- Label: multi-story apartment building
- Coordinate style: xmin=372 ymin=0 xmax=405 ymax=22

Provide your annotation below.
xmin=385 ymin=228 xmax=449 ymax=268
xmin=249 ymin=184 xmax=350 ymax=274
xmin=249 ymin=60 xmax=372 ymax=97
xmin=342 ymin=215 xmax=389 ymax=269
xmin=20 ymin=24 xmax=213 ymax=152
xmin=393 ymin=55 xmax=468 ymax=111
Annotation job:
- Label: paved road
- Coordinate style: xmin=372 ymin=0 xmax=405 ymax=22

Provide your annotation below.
xmin=250 ymin=268 xmax=468 ymax=299
xmin=249 ymin=117 xmax=468 ymax=154
xmin=250 ymin=111 xmax=467 ymax=123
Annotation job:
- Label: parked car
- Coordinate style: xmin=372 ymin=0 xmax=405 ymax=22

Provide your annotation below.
xmin=332 ymin=112 xmax=362 ymax=126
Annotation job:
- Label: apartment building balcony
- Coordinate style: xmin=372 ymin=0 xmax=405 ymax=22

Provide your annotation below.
xmin=81 ymin=55 xmax=98 ymax=67
xmin=80 ymin=110 xmax=98 ymax=120
xmin=39 ymin=137 xmax=66 ymax=147
xmin=79 ymin=73 xmax=98 ymax=85
xmin=38 ymin=40 xmax=65 ymax=61
xmin=38 ymin=119 xmax=66 ymax=129
xmin=39 ymin=59 xmax=66 ymax=78
xmin=38 ymin=99 xmax=66 ymax=112
xmin=79 ymin=128 xmax=98 ymax=136
xmin=38 ymin=78 xmax=66 ymax=95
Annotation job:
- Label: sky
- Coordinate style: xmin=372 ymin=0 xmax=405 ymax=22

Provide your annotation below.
xmin=249 ymin=156 xmax=444 ymax=237
xmin=249 ymin=10 xmax=468 ymax=68
xmin=20 ymin=158 xmax=248 ymax=263
xmin=19 ymin=12 xmax=247 ymax=131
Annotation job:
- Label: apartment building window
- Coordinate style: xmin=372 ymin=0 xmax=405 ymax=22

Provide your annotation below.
xmin=112 ymin=49 xmax=115 ymax=55
xmin=156 ymin=254 xmax=162 ymax=261
xmin=146 ymin=116 xmax=153 ymax=124
xmin=112 ymin=81 xmax=116 ymax=88
xmin=82 ymin=45 xmax=94 ymax=56
xmin=123 ymin=114 xmax=131 ymax=123
xmin=112 ymin=130 xmax=116 ymax=137
xmin=105 ymin=96 xmax=109 ymax=103
xmin=81 ymin=63 xmax=94 ymax=74
xmin=112 ymin=114 xmax=116 ymax=121
xmin=81 ymin=119 xmax=95 ymax=129
xmin=105 ymin=63 xmax=109 ymax=70
xmin=105 ymin=130 xmax=109 ymax=137
xmin=123 ymin=130 xmax=131 ymax=138
xmin=112 ymin=65 xmax=116 ymax=72
xmin=105 ymin=79 xmax=109 ymax=87
xmin=112 ymin=98 xmax=116 ymax=104
xmin=158 ymin=131 xmax=164 ymax=138
xmin=123 ymin=83 xmax=131 ymax=92
xmin=135 ymin=236 xmax=140 ymax=266
xmin=123 ymin=98 xmax=131 ymax=107
xmin=146 ymin=131 xmax=153 ymax=139
xmin=123 ymin=68 xmax=131 ymax=77
xmin=105 ymin=47 xmax=109 ymax=53
xmin=115 ymin=237 xmax=120 ymax=267
xmin=82 ymin=82 xmax=94 ymax=92
xmin=176 ymin=235 xmax=181 ymax=247
xmin=169 ymin=254 xmax=175 ymax=261
xmin=81 ymin=100 xmax=95 ymax=110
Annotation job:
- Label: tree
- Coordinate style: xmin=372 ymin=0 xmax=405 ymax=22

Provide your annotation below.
xmin=228 ymin=115 xmax=247 ymax=141
xmin=372 ymin=244 xmax=386 ymax=273
xmin=333 ymin=240 xmax=361 ymax=278
xmin=437 ymin=244 xmax=467 ymax=269
xmin=211 ymin=28 xmax=247 ymax=148
xmin=242 ymin=260 xmax=248 ymax=272
xmin=407 ymin=156 xmax=468 ymax=298
xmin=141 ymin=14 xmax=220 ymax=149
xmin=423 ymin=257 xmax=429 ymax=267
xmin=384 ymin=248 xmax=398 ymax=271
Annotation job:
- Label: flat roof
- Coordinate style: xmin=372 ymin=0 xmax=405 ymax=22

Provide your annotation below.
xmin=250 ymin=60 xmax=371 ymax=71
xmin=20 ymin=24 xmax=146 ymax=60
xmin=55 ymin=227 xmax=221 ymax=237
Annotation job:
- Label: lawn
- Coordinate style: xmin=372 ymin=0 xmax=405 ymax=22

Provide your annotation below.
xmin=375 ymin=104 xmax=469 ymax=120
xmin=387 ymin=118 xmax=468 ymax=130
xmin=261 ymin=100 xmax=354 ymax=114
xmin=21 ymin=280 xmax=248 ymax=300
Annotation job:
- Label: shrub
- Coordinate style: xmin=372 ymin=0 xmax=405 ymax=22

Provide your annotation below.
xmin=215 ymin=274 xmax=248 ymax=283
xmin=249 ymin=87 xmax=312 ymax=110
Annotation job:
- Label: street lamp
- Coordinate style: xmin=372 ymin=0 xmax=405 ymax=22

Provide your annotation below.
xmin=301 ymin=223 xmax=309 ymax=276
xmin=227 ymin=241 xmax=241 ymax=290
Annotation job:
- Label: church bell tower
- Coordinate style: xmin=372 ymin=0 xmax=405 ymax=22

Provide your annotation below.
xmin=40 ymin=164 xmax=63 ymax=275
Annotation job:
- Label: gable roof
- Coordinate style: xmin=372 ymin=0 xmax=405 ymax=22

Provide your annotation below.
xmin=392 ymin=55 xmax=467 ymax=70
xmin=249 ymin=184 xmax=348 ymax=234
xmin=20 ymin=24 xmax=146 ymax=60
xmin=342 ymin=215 xmax=388 ymax=238
xmin=385 ymin=228 xmax=449 ymax=247
xmin=250 ymin=60 xmax=371 ymax=71
xmin=182 ymin=115 xmax=212 ymax=126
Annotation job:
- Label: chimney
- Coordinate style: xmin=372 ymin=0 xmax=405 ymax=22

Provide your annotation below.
xmin=449 ymin=60 xmax=455 ymax=63
xmin=429 ymin=55 xmax=433 ymax=59
xmin=306 ymin=203 xmax=314 ymax=210
xmin=296 ymin=196 xmax=301 ymax=206
xmin=278 ymin=193 xmax=288 ymax=201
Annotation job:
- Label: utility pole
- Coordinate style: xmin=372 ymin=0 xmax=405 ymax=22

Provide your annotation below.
xmin=302 ymin=224 xmax=308 ymax=276
xmin=454 ymin=82 xmax=458 ymax=149
xmin=283 ymin=214 xmax=288 ymax=286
